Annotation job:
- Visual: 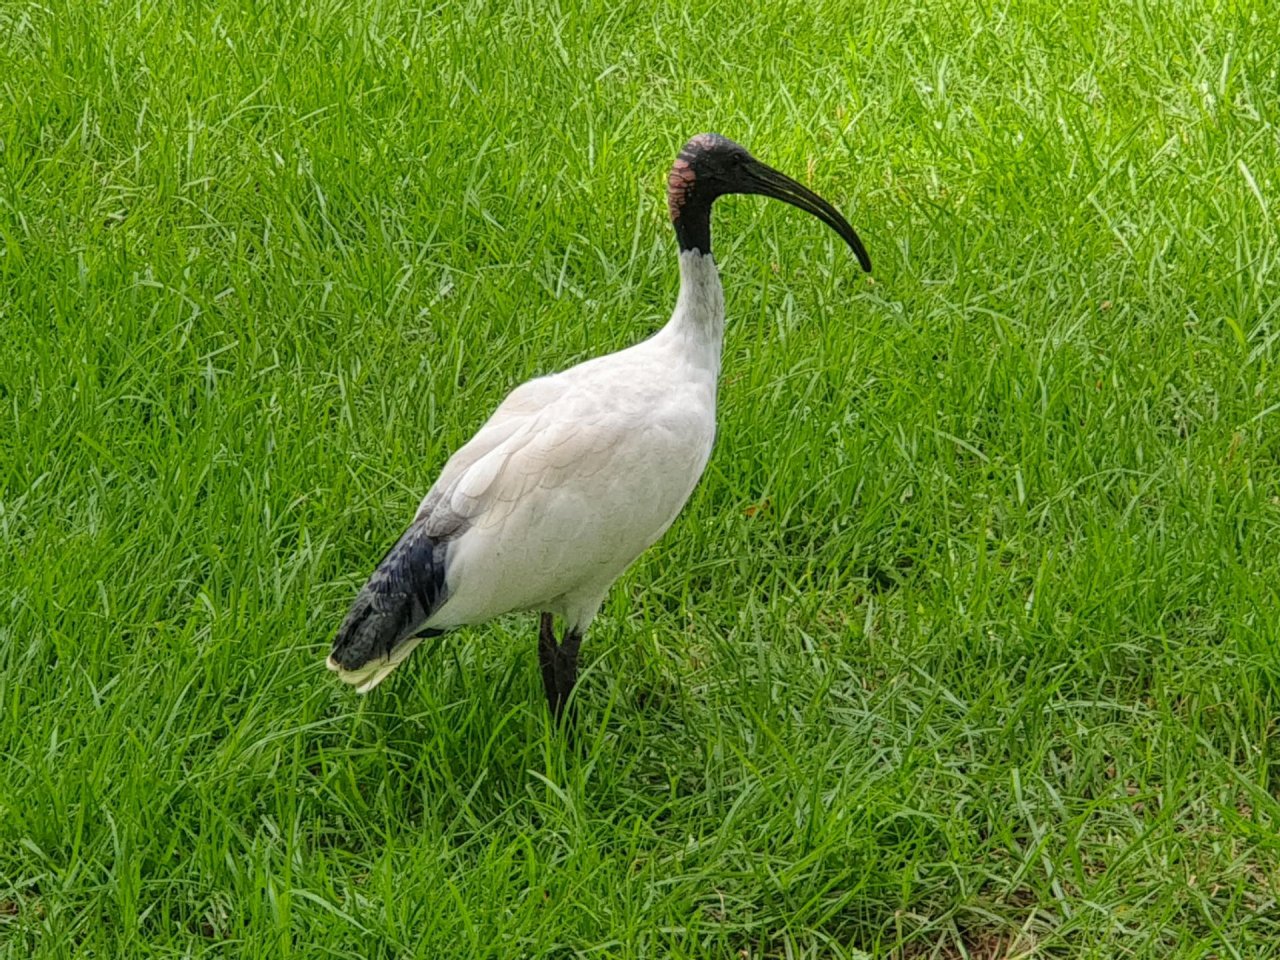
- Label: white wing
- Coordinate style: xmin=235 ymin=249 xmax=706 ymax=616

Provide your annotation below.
xmin=412 ymin=373 xmax=571 ymax=535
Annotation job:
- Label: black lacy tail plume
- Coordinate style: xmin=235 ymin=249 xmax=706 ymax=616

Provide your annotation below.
xmin=331 ymin=525 xmax=449 ymax=670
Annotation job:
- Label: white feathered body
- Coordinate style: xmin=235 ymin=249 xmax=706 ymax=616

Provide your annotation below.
xmin=430 ymin=251 xmax=724 ymax=630
xmin=330 ymin=252 xmax=726 ymax=690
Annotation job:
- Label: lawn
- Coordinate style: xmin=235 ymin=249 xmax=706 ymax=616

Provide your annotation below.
xmin=2 ymin=0 xmax=1279 ymax=956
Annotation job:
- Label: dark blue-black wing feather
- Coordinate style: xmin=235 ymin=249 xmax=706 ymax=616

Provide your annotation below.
xmin=330 ymin=521 xmax=453 ymax=670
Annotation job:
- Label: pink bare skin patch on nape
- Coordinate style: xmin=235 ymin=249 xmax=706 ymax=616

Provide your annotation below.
xmin=668 ymin=158 xmax=697 ymax=221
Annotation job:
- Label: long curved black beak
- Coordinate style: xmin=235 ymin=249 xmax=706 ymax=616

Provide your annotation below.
xmin=737 ymin=161 xmax=872 ymax=273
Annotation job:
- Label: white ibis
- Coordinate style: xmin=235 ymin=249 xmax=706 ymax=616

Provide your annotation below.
xmin=327 ymin=133 xmax=872 ymax=717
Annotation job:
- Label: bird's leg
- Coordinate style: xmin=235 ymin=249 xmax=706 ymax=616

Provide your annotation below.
xmin=538 ymin=612 xmax=560 ymax=716
xmin=553 ymin=627 xmax=583 ymax=721
xmin=537 ymin=612 xmax=584 ymax=722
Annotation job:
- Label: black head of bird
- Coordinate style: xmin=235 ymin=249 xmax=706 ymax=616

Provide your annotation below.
xmin=666 ymin=133 xmax=872 ymax=272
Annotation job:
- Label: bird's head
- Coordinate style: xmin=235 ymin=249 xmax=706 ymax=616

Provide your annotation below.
xmin=667 ymin=132 xmax=872 ymax=271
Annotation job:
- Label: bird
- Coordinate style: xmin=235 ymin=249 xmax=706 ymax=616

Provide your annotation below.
xmin=327 ymin=132 xmax=872 ymax=718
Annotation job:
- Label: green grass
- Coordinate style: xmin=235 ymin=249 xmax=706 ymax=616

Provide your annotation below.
xmin=2 ymin=0 xmax=1279 ymax=955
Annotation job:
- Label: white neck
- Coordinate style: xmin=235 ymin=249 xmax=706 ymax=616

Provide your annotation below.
xmin=657 ymin=250 xmax=725 ymax=375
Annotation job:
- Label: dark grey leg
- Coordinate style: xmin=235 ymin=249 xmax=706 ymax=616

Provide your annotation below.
xmin=536 ymin=612 xmax=584 ymax=722
xmin=551 ymin=627 xmax=583 ymax=723
xmin=538 ymin=612 xmax=559 ymax=716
